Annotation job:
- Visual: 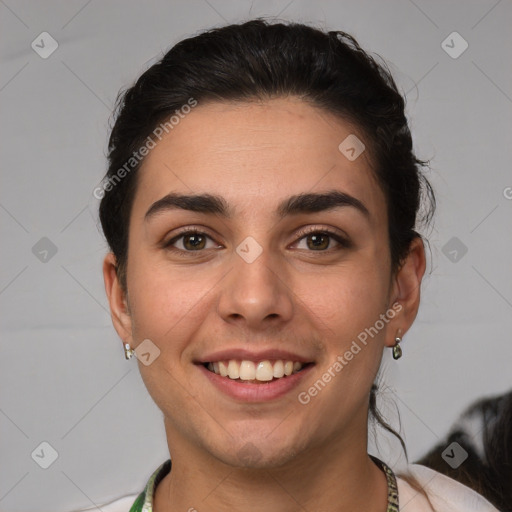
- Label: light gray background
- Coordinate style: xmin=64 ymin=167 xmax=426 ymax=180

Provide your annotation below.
xmin=1 ymin=1 xmax=511 ymax=511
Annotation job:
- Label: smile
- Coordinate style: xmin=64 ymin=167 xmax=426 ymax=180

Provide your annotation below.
xmin=204 ymin=359 xmax=309 ymax=383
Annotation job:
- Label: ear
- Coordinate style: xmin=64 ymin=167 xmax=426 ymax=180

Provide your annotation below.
xmin=102 ymin=252 xmax=133 ymax=345
xmin=385 ymin=237 xmax=426 ymax=348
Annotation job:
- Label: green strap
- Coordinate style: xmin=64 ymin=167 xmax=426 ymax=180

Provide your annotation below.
xmin=370 ymin=455 xmax=399 ymax=512
xmin=128 ymin=459 xmax=172 ymax=512
xmin=128 ymin=491 xmax=145 ymax=512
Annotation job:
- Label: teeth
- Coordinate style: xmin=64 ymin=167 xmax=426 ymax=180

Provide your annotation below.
xmin=227 ymin=360 xmax=240 ymax=379
xmin=239 ymin=360 xmax=256 ymax=380
xmin=255 ymin=360 xmax=274 ymax=381
xmin=206 ymin=359 xmax=306 ymax=382
xmin=218 ymin=361 xmax=228 ymax=377
xmin=273 ymin=360 xmax=284 ymax=378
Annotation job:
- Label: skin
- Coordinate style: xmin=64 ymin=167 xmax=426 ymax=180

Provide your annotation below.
xmin=103 ymin=97 xmax=425 ymax=512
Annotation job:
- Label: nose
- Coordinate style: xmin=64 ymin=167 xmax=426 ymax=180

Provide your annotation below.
xmin=217 ymin=241 xmax=294 ymax=332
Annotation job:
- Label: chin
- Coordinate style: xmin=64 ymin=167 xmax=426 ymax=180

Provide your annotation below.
xmin=209 ymin=436 xmax=306 ymax=470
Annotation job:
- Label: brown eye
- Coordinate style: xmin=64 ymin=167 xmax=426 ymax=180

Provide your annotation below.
xmin=182 ymin=233 xmax=207 ymax=250
xmin=164 ymin=229 xmax=218 ymax=253
xmin=306 ymin=233 xmax=330 ymax=250
xmin=294 ymin=228 xmax=350 ymax=252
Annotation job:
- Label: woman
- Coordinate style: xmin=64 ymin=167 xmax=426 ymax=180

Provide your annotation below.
xmin=93 ymin=19 xmax=500 ymax=512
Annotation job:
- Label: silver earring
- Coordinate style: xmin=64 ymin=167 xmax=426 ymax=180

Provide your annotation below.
xmin=124 ymin=343 xmax=135 ymax=360
xmin=392 ymin=336 xmax=402 ymax=360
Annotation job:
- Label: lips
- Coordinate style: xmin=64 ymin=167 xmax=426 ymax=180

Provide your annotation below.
xmin=195 ymin=349 xmax=314 ymax=394
xmin=197 ymin=361 xmax=314 ymax=402
xmin=196 ymin=348 xmax=313 ymax=366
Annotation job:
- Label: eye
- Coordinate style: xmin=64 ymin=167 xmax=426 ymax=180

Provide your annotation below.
xmin=162 ymin=226 xmax=350 ymax=256
xmin=293 ymin=227 xmax=350 ymax=252
xmin=163 ymin=228 xmax=220 ymax=253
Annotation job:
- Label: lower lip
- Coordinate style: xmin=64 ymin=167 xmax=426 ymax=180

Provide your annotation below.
xmin=197 ymin=364 xmax=314 ymax=402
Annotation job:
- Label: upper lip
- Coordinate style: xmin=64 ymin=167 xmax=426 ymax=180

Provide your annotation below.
xmin=195 ymin=348 xmax=314 ymax=364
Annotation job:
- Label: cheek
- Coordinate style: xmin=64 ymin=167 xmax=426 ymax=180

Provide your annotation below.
xmin=127 ymin=267 xmax=215 ymax=411
xmin=300 ymin=263 xmax=389 ymax=338
xmin=295 ymin=267 xmax=389 ymax=420
xmin=127 ymin=260 xmax=214 ymax=345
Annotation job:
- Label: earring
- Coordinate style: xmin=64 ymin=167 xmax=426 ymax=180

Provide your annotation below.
xmin=124 ymin=342 xmax=135 ymax=360
xmin=392 ymin=334 xmax=402 ymax=360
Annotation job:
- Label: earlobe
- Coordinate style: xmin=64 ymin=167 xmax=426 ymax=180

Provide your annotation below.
xmin=102 ymin=253 xmax=133 ymax=344
xmin=386 ymin=237 xmax=426 ymax=347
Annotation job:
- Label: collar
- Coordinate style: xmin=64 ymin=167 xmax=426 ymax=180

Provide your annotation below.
xmin=129 ymin=455 xmax=399 ymax=512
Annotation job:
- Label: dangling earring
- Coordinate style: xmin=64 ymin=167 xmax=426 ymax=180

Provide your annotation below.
xmin=124 ymin=342 xmax=135 ymax=360
xmin=392 ymin=332 xmax=402 ymax=360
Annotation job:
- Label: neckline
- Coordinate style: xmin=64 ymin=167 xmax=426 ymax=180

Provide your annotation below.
xmin=137 ymin=455 xmax=399 ymax=512
xmin=370 ymin=455 xmax=400 ymax=511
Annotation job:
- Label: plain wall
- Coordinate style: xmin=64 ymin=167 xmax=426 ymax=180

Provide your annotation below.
xmin=1 ymin=1 xmax=511 ymax=510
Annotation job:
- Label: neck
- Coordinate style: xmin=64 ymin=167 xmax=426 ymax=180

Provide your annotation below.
xmin=154 ymin=424 xmax=388 ymax=512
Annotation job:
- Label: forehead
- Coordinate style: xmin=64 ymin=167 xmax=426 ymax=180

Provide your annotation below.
xmin=132 ymin=97 xmax=386 ymax=223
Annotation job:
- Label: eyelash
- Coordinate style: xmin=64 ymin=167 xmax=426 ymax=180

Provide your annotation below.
xmin=162 ymin=226 xmax=350 ymax=256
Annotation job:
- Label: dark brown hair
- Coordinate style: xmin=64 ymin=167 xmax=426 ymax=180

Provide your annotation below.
xmin=417 ymin=390 xmax=512 ymax=510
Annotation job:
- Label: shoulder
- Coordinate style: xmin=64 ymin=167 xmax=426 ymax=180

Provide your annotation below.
xmin=396 ymin=464 xmax=500 ymax=512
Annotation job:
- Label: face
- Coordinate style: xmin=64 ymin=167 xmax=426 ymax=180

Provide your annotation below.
xmin=104 ymin=97 xmax=423 ymax=469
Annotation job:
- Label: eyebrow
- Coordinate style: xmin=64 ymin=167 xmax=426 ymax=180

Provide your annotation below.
xmin=144 ymin=189 xmax=370 ymax=221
